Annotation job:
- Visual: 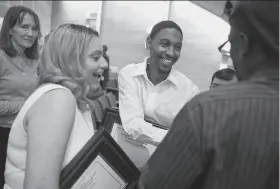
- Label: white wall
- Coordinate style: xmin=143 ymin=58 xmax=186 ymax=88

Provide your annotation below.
xmin=100 ymin=1 xmax=170 ymax=69
xmin=51 ymin=1 xmax=102 ymax=30
xmin=51 ymin=1 xmax=231 ymax=90
xmin=169 ymin=1 xmax=230 ymax=89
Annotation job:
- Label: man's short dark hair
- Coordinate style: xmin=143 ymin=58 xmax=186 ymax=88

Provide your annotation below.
xmin=229 ymin=1 xmax=279 ymax=65
xmin=211 ymin=68 xmax=236 ymax=85
xmin=150 ymin=20 xmax=183 ymax=40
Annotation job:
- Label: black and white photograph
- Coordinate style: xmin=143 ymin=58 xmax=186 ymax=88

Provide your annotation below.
xmin=0 ymin=1 xmax=278 ymax=189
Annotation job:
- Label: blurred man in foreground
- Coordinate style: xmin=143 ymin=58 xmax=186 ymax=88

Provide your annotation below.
xmin=132 ymin=1 xmax=279 ymax=189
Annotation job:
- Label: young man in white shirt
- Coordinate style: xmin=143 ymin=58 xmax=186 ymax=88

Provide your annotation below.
xmin=118 ymin=21 xmax=200 ymax=152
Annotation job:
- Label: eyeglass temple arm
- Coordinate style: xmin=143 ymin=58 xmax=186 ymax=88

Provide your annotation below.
xmin=218 ymin=40 xmax=229 ymax=52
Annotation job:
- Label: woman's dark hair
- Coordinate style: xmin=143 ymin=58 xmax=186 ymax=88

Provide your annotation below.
xmin=211 ymin=68 xmax=236 ymax=85
xmin=149 ymin=20 xmax=183 ymax=40
xmin=100 ymin=44 xmax=110 ymax=89
xmin=0 ymin=5 xmax=41 ymax=59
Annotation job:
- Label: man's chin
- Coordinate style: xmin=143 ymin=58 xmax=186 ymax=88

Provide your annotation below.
xmin=159 ymin=65 xmax=172 ymax=73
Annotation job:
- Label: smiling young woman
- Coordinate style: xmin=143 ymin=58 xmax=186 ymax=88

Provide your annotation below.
xmin=0 ymin=6 xmax=41 ymax=187
xmin=118 ymin=20 xmax=200 ymax=167
xmin=3 ymin=23 xmax=108 ymax=189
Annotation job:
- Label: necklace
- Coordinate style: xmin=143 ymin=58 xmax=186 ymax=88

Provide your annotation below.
xmin=20 ymin=55 xmax=28 ymax=71
xmin=11 ymin=54 xmax=31 ymax=72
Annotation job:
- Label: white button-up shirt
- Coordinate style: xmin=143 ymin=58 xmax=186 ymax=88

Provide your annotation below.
xmin=118 ymin=59 xmax=200 ymax=144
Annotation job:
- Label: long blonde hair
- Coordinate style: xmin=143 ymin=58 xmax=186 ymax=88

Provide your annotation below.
xmin=37 ymin=23 xmax=101 ymax=111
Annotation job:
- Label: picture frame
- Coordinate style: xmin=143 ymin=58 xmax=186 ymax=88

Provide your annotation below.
xmin=150 ymin=121 xmax=169 ymax=130
xmin=100 ymin=108 xmax=169 ymax=168
xmin=59 ymin=128 xmax=140 ymax=189
xmin=100 ymin=107 xmax=122 ymax=132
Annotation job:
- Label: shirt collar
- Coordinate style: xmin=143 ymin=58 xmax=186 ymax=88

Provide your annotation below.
xmin=132 ymin=58 xmax=148 ymax=77
xmin=132 ymin=57 xmax=178 ymax=86
xmin=250 ymin=69 xmax=279 ymax=81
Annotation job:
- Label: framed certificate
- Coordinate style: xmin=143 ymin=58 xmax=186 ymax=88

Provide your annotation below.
xmin=100 ymin=107 xmax=122 ymax=132
xmin=100 ymin=108 xmax=169 ymax=168
xmin=59 ymin=128 xmax=140 ymax=189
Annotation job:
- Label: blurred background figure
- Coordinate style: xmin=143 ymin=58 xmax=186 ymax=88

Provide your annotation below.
xmin=0 ymin=5 xmax=41 ymax=187
xmin=210 ymin=68 xmax=236 ymax=89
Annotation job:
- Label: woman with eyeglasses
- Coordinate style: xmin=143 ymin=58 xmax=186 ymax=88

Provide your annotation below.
xmin=0 ymin=6 xmax=41 ymax=187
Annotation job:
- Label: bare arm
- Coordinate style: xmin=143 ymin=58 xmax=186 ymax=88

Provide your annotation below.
xmin=23 ymin=89 xmax=76 ymax=189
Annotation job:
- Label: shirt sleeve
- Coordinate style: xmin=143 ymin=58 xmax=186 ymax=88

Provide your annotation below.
xmin=118 ymin=70 xmax=168 ymax=144
xmin=191 ymin=83 xmax=200 ymax=98
xmin=0 ymin=100 xmax=24 ymax=116
xmin=0 ymin=54 xmax=4 ymax=78
xmin=137 ymin=105 xmax=203 ymax=189
xmin=0 ymin=56 xmax=24 ymax=115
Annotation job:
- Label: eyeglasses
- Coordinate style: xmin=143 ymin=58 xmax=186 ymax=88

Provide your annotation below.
xmin=218 ymin=40 xmax=230 ymax=56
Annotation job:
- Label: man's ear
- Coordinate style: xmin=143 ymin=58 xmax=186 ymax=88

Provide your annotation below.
xmin=145 ymin=36 xmax=152 ymax=50
xmin=239 ymin=32 xmax=249 ymax=58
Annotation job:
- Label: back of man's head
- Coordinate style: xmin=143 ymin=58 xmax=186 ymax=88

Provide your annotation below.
xmin=228 ymin=1 xmax=279 ymax=80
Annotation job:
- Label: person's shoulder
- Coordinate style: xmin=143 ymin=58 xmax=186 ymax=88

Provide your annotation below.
xmin=0 ymin=48 xmax=6 ymax=56
xmin=0 ymin=49 xmax=10 ymax=75
xmin=31 ymin=84 xmax=76 ymax=113
xmin=119 ymin=62 xmax=145 ymax=79
xmin=185 ymin=81 xmax=270 ymax=111
xmin=120 ymin=63 xmax=139 ymax=74
xmin=172 ymin=69 xmax=198 ymax=88
xmin=45 ymin=87 xmax=75 ymax=104
xmin=35 ymin=84 xmax=76 ymax=106
xmin=0 ymin=48 xmax=8 ymax=62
